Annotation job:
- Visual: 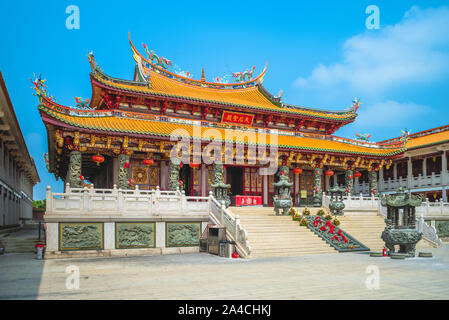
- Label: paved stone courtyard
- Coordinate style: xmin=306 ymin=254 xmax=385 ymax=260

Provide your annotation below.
xmin=1 ymin=245 xmax=449 ymax=300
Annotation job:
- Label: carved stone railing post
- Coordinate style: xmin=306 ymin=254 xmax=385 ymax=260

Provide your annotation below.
xmin=235 ymin=214 xmax=240 ymax=242
xmin=83 ymin=186 xmax=89 ymax=213
xmin=69 ymin=150 xmax=82 ymax=188
xmin=181 ymin=190 xmax=187 ymax=212
xmin=117 ymin=188 xmax=124 ymax=214
xmin=46 ymin=186 xmax=52 ymax=214
xmin=208 ymin=191 xmax=213 ymax=213
xmin=118 ymin=153 xmax=130 ymax=190
xmin=112 ymin=184 xmax=118 ymax=211
xmin=221 ymin=200 xmax=226 ymax=223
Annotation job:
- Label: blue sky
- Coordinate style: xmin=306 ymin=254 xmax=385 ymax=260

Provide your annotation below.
xmin=1 ymin=0 xmax=448 ymax=200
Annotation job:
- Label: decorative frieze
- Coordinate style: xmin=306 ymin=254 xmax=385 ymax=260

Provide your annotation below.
xmin=166 ymin=222 xmax=200 ymax=247
xmin=59 ymin=222 xmax=103 ymax=251
xmin=115 ymin=222 xmax=155 ymax=249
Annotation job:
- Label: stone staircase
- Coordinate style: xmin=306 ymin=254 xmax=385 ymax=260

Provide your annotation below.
xmin=229 ymin=207 xmax=336 ymax=258
xmin=0 ymin=237 xmax=40 ymax=253
xmin=338 ymin=215 xmax=386 ymax=251
xmin=0 ymin=228 xmax=42 ymax=253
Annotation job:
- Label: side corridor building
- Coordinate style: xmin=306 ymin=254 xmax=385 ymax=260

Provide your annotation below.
xmin=0 ymin=71 xmax=40 ymax=227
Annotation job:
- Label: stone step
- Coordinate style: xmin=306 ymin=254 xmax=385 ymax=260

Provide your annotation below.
xmin=250 ymin=243 xmax=333 ymax=250
xmin=253 ymin=246 xmax=335 ymax=253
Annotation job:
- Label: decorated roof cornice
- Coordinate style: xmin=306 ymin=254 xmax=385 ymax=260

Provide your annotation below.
xmin=128 ymin=32 xmax=267 ymax=90
xmin=90 ymin=68 xmax=357 ymax=122
xmin=37 ymin=98 xmax=405 ymax=158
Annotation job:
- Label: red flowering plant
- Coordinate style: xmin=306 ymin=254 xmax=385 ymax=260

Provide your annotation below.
xmin=308 ymin=214 xmax=351 ymax=247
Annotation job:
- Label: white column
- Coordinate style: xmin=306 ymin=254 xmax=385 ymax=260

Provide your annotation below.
xmin=156 ymin=222 xmax=165 ymax=248
xmin=423 ymin=158 xmax=427 ymax=177
xmin=295 ymin=173 xmax=300 ymax=194
xmin=201 ymin=164 xmax=207 ymax=196
xmin=442 ymin=151 xmax=448 ymax=186
xmin=393 ymin=162 xmax=398 ymax=180
xmin=379 ymin=167 xmax=384 ymax=191
xmin=104 ymin=222 xmax=115 ymax=250
xmin=263 ymin=174 xmax=268 ymax=206
xmin=407 ymin=157 xmax=413 ymax=189
xmin=112 ymin=157 xmax=118 ymax=186
xmin=161 ymin=161 xmax=167 ymax=189
xmin=45 ymin=223 xmax=59 ymax=252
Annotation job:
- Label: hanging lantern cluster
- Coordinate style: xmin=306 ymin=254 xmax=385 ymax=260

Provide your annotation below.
xmin=354 ymin=172 xmax=362 ymax=178
xmin=293 ymin=168 xmax=302 ymax=175
xmin=92 ymin=154 xmax=104 ymax=166
xmin=325 ymin=170 xmax=334 ymax=177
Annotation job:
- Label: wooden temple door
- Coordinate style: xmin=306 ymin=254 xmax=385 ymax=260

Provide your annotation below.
xmin=130 ymin=161 xmax=160 ymax=190
xmin=243 ymin=167 xmax=262 ymax=196
xmin=298 ymin=170 xmax=314 ymax=206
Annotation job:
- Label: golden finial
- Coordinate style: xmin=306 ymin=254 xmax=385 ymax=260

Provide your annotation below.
xmin=201 ymin=68 xmax=205 ymax=82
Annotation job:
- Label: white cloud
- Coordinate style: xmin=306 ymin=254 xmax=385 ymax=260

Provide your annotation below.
xmin=294 ymin=6 xmax=449 ymax=95
xmin=355 ymin=100 xmax=431 ymax=129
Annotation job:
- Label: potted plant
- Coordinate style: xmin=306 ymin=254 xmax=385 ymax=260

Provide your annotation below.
xmin=316 ymin=208 xmax=325 ymax=216
xmin=332 ymin=218 xmax=340 ymax=226
xmin=324 ymin=213 xmax=333 ymax=220
xmin=292 ymin=211 xmax=302 ymax=221
xmin=299 ymin=217 xmax=308 ymax=226
xmin=302 ymin=207 xmax=310 ymax=216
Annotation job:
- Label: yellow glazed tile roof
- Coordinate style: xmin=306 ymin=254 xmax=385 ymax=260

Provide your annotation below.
xmin=40 ymin=105 xmax=402 ymax=157
xmin=406 ymin=129 xmax=449 ymax=149
xmin=95 ymin=71 xmax=356 ymax=121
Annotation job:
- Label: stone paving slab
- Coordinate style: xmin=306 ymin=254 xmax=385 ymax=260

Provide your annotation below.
xmin=0 ymin=245 xmax=449 ymax=300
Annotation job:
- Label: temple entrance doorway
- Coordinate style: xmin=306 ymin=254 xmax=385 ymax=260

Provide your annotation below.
xmin=179 ymin=164 xmax=192 ymax=195
xmin=226 ymin=166 xmax=243 ymax=196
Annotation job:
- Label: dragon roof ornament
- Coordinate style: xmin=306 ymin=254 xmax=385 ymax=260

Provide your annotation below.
xmin=128 ymin=33 xmax=267 ymax=90
xmin=30 ymin=73 xmax=56 ymax=102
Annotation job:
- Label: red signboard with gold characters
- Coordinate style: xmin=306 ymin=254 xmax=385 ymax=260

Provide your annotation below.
xmin=221 ymin=111 xmax=254 ymax=126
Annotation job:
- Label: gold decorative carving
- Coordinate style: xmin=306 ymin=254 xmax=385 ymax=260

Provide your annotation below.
xmin=132 ymin=166 xmax=149 ymax=185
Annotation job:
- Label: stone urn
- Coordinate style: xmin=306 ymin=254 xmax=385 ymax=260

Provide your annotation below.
xmin=211 ymin=162 xmax=231 ymax=208
xmin=380 ymin=187 xmax=424 ymax=257
xmin=328 ymin=186 xmax=346 ymax=216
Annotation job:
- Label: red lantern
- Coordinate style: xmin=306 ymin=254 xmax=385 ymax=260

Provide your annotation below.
xmin=142 ymin=158 xmax=154 ymax=166
xmin=92 ymin=154 xmax=104 ymax=166
xmin=354 ymin=172 xmax=362 ymax=178
xmin=325 ymin=170 xmax=334 ymax=177
xmin=189 ymin=162 xmax=200 ymax=168
xmin=293 ymin=168 xmax=302 ymax=175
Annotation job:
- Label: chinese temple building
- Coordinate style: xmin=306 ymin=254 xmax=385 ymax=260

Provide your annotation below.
xmin=36 ymin=34 xmax=406 ymax=207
